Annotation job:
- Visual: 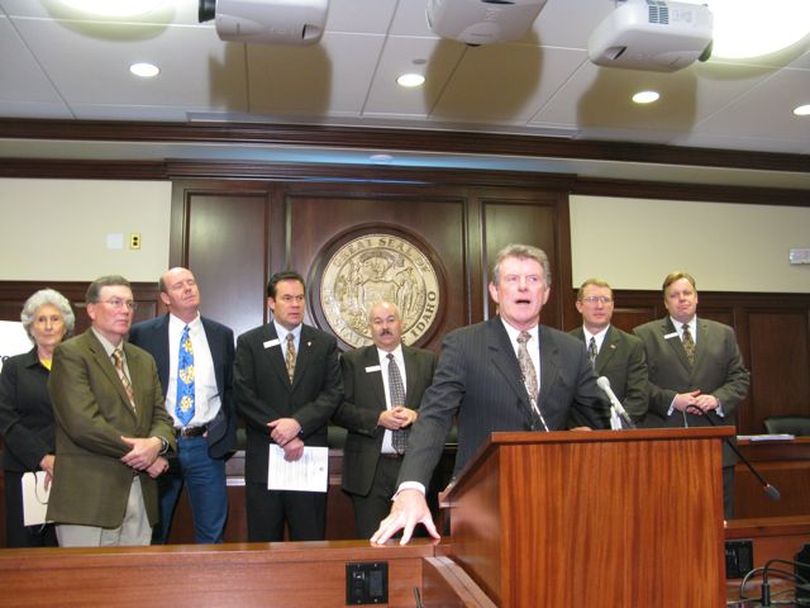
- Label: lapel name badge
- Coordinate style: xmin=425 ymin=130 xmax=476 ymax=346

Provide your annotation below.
xmin=263 ymin=338 xmax=281 ymax=349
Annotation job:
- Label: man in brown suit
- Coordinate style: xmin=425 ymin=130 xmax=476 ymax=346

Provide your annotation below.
xmin=47 ymin=275 xmax=175 ymax=546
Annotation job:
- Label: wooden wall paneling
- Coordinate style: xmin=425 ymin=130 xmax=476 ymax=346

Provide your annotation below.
xmin=746 ymin=310 xmax=810 ymax=431
xmin=481 ymin=194 xmax=564 ymax=328
xmin=176 ymin=189 xmax=272 ymax=339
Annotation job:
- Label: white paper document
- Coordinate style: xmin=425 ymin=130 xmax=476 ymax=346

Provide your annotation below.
xmin=267 ymin=445 xmax=328 ymax=493
xmin=21 ymin=471 xmax=51 ymax=526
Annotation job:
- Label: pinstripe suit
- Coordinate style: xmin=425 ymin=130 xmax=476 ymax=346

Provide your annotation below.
xmin=397 ymin=317 xmax=609 ymax=488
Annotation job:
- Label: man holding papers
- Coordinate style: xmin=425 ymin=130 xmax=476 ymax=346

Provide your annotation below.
xmin=234 ymin=271 xmax=342 ymax=541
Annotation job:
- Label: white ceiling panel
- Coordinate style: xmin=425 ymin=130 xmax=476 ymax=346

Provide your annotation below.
xmin=363 ymin=35 xmax=464 ymax=118
xmin=0 ymin=0 xmax=807 ymax=171
xmin=248 ymin=32 xmax=384 ymax=116
xmin=10 ymin=18 xmax=247 ymax=110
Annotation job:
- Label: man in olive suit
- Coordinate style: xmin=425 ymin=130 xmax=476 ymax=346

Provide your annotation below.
xmin=48 ymin=275 xmax=175 ymax=546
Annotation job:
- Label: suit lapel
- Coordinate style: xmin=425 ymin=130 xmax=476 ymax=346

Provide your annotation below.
xmin=487 ymin=318 xmax=531 ymax=407
xmin=402 ymin=346 xmax=420 ymax=408
xmin=538 ymin=325 xmax=560 ymax=397
xmin=154 ymin=315 xmax=171 ymax=391
xmin=86 ymin=331 xmax=137 ymax=419
xmin=662 ymin=317 xmax=692 ymax=372
xmin=291 ymin=326 xmax=315 ymax=390
xmin=693 ymin=318 xmax=710 ymax=371
xmin=363 ymin=346 xmax=387 ymax=408
xmin=595 ymin=325 xmax=619 ymax=374
xmin=201 ymin=317 xmax=224 ymax=394
xmin=262 ymin=324 xmax=290 ymax=386
xmin=123 ymin=343 xmax=147 ymax=421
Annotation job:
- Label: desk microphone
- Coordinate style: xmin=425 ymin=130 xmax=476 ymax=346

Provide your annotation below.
xmin=596 ymin=376 xmax=636 ymax=429
xmin=685 ymin=405 xmax=780 ymax=501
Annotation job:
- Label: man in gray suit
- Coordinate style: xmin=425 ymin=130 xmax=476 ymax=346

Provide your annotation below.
xmin=569 ymin=278 xmax=648 ymax=426
xmin=371 ymin=244 xmax=608 ymax=545
xmin=333 ymin=301 xmax=437 ymax=538
xmin=633 ymin=271 xmax=749 ymax=518
xmin=48 ymin=275 xmax=175 ymax=546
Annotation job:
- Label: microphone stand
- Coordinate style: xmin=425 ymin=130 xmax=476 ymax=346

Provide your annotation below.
xmin=684 ymin=405 xmax=781 ymax=501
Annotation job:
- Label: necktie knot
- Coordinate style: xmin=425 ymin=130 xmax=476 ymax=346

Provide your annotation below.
xmin=517 ymin=331 xmax=531 ymax=346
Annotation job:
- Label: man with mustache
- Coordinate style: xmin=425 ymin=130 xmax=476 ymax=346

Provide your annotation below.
xmin=333 ymin=301 xmax=437 ymax=538
xmin=371 ymin=244 xmax=608 ymax=545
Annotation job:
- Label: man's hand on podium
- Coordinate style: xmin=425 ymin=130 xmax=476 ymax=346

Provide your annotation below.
xmin=370 ymin=489 xmax=440 ymax=545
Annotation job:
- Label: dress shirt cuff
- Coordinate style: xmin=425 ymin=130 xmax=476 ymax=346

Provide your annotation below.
xmin=393 ymin=481 xmax=426 ymax=500
xmin=715 ymin=399 xmax=725 ymax=417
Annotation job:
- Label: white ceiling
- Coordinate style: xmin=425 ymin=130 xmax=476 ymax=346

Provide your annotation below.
xmin=0 ymin=0 xmax=809 ymax=186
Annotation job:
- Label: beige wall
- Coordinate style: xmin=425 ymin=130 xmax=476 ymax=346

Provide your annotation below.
xmin=0 ymin=178 xmax=171 ymax=282
xmin=570 ymin=195 xmax=810 ymax=293
xmin=2 ymin=180 xmax=809 ymax=293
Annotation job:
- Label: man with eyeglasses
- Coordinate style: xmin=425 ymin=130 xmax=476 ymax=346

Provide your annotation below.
xmin=129 ymin=267 xmax=236 ymax=544
xmin=234 ymin=270 xmax=342 ymax=541
xmin=569 ymin=278 xmax=648 ymax=426
xmin=47 ymin=275 xmax=175 ymax=546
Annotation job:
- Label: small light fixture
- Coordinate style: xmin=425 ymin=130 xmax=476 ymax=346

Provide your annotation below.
xmin=794 ymin=104 xmax=810 ymax=117
xmin=129 ymin=62 xmax=160 ymax=78
xmin=632 ymin=90 xmax=660 ymax=104
xmin=369 ymin=154 xmax=394 ymax=164
xmin=396 ymin=73 xmax=425 ymax=88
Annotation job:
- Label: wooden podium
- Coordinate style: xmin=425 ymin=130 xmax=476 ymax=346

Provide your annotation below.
xmin=440 ymin=428 xmax=733 ymax=607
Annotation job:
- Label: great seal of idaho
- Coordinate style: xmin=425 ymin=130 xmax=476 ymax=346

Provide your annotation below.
xmin=319 ymin=233 xmax=441 ymax=348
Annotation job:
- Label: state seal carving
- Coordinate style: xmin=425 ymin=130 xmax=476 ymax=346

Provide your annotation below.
xmin=319 ymin=233 xmax=441 ymax=348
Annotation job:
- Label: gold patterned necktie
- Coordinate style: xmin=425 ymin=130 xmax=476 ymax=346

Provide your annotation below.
xmin=681 ymin=323 xmax=696 ymax=366
xmin=112 ymin=348 xmax=136 ymax=410
xmin=517 ymin=331 xmax=545 ymax=430
xmin=285 ymin=333 xmax=297 ymax=383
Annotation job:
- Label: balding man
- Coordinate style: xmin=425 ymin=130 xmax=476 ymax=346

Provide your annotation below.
xmin=333 ymin=302 xmax=437 ymax=538
xmin=129 ymin=267 xmax=236 ymax=544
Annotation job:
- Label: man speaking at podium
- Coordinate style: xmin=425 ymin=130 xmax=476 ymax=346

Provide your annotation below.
xmin=372 ymin=243 xmax=608 ymax=545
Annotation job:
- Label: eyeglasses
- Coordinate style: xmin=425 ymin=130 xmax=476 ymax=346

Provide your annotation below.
xmin=100 ymin=298 xmax=138 ymax=311
xmin=581 ymin=296 xmax=613 ymax=305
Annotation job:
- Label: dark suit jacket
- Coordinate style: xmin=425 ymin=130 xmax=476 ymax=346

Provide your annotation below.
xmin=46 ymin=329 xmax=176 ymax=527
xmin=569 ymin=325 xmax=649 ymax=422
xmin=333 ymin=344 xmax=437 ymax=496
xmin=397 ymin=317 xmax=609 ymax=487
xmin=234 ymin=323 xmax=343 ymax=485
xmin=0 ymin=348 xmax=54 ymax=472
xmin=633 ymin=316 xmax=750 ymax=465
xmin=128 ymin=314 xmax=236 ymax=459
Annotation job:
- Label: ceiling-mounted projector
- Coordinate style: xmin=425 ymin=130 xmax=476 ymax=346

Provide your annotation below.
xmin=588 ymin=0 xmax=713 ymax=72
xmin=427 ymin=0 xmax=549 ymax=46
xmin=198 ymin=0 xmax=328 ymax=45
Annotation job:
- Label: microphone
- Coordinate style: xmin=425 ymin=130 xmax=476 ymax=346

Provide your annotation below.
xmin=685 ymin=405 xmax=780 ymax=501
xmin=596 ymin=376 xmax=636 ymax=429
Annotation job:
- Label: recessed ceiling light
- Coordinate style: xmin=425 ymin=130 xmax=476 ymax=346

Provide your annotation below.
xmin=129 ymin=62 xmax=160 ymax=78
xmin=396 ymin=73 xmax=425 ymax=88
xmin=60 ymin=1 xmax=163 ymax=18
xmin=369 ymin=154 xmax=394 ymax=164
xmin=794 ymin=104 xmax=810 ymax=117
xmin=682 ymin=0 xmax=810 ymax=59
xmin=632 ymin=90 xmax=660 ymax=104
